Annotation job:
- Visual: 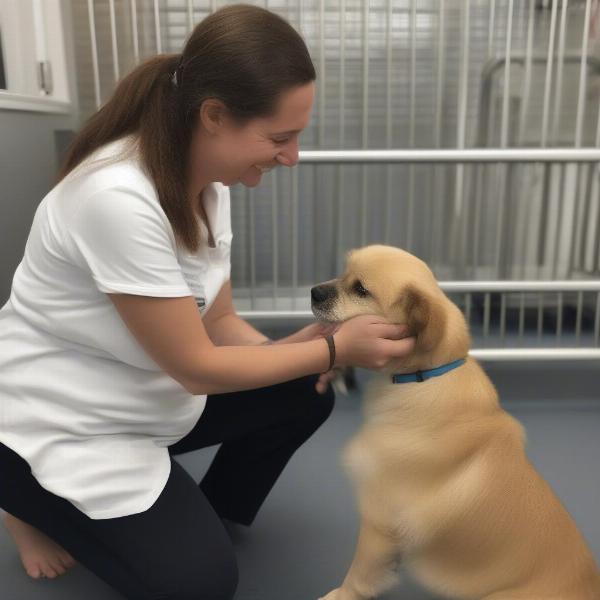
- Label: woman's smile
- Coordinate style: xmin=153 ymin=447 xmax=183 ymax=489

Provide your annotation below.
xmin=254 ymin=164 xmax=275 ymax=174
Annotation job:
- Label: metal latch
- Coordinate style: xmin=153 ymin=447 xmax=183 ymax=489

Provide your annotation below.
xmin=38 ymin=60 xmax=53 ymax=95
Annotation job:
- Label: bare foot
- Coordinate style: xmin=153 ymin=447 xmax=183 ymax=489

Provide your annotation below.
xmin=2 ymin=511 xmax=77 ymax=579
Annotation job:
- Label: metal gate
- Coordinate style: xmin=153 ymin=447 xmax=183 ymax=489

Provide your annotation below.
xmin=71 ymin=0 xmax=600 ymax=360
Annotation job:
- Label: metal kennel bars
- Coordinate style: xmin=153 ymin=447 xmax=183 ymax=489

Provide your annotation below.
xmin=71 ymin=0 xmax=600 ymax=360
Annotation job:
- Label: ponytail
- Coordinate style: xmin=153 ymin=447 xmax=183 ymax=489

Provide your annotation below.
xmin=57 ymin=54 xmax=199 ymax=252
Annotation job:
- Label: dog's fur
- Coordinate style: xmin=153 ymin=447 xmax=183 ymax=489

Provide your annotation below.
xmin=312 ymin=245 xmax=600 ymax=600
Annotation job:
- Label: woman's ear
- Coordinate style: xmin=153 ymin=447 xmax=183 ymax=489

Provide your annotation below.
xmin=199 ymin=98 xmax=228 ymax=134
xmin=394 ymin=284 xmax=447 ymax=353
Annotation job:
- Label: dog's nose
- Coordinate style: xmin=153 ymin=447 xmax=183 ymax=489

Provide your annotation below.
xmin=311 ymin=285 xmax=336 ymax=304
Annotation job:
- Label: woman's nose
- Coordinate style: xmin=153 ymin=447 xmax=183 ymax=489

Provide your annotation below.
xmin=276 ymin=139 xmax=299 ymax=167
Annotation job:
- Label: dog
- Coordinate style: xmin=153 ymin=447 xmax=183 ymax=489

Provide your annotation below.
xmin=312 ymin=245 xmax=600 ymax=600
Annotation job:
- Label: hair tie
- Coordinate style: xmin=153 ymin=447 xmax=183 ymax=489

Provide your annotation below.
xmin=171 ymin=55 xmax=184 ymax=87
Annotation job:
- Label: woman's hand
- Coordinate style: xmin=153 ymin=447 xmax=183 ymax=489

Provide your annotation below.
xmin=270 ymin=316 xmax=415 ymax=392
xmin=314 ymin=368 xmax=340 ymax=395
xmin=333 ymin=314 xmax=415 ymax=370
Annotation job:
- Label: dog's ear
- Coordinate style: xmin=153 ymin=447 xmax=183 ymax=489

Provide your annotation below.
xmin=393 ymin=284 xmax=446 ymax=353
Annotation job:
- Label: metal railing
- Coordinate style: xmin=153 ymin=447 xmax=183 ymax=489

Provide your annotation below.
xmin=233 ymin=150 xmax=600 ymax=361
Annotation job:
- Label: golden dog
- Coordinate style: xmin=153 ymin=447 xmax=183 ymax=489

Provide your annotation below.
xmin=312 ymin=245 xmax=600 ymax=600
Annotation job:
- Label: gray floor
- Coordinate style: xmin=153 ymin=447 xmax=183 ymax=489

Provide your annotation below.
xmin=1 ymin=361 xmax=599 ymax=600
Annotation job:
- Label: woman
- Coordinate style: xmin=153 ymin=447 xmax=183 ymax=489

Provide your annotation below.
xmin=0 ymin=4 xmax=415 ymax=599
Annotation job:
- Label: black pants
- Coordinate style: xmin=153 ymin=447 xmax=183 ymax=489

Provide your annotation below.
xmin=0 ymin=373 xmax=335 ymax=600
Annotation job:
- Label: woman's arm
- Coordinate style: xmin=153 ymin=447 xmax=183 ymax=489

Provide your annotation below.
xmin=107 ymin=292 xmax=331 ymax=395
xmin=202 ymin=280 xmax=271 ymax=346
xmin=203 ymin=281 xmax=331 ymax=348
xmin=205 ymin=312 xmax=271 ymax=346
xmin=201 ymin=283 xmax=343 ymax=395
xmin=195 ymin=340 xmax=330 ymax=394
xmin=106 ymin=291 xmax=411 ymax=397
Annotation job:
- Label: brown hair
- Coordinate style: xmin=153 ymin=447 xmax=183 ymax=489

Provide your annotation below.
xmin=56 ymin=4 xmax=316 ymax=254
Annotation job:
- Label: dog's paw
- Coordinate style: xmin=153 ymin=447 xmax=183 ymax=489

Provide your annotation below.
xmin=318 ymin=589 xmax=340 ymax=600
xmin=318 ymin=588 xmax=358 ymax=600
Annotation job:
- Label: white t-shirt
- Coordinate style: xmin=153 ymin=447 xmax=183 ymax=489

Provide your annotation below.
xmin=0 ymin=135 xmax=232 ymax=519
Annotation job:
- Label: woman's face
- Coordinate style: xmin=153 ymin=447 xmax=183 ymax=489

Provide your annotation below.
xmin=188 ymin=81 xmax=315 ymax=191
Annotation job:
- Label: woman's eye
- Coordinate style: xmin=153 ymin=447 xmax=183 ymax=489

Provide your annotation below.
xmin=352 ymin=281 xmax=369 ymax=297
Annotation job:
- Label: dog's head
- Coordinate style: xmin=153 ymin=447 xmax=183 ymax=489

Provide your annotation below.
xmin=311 ymin=245 xmax=471 ymax=366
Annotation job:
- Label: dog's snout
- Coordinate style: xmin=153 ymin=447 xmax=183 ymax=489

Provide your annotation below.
xmin=311 ymin=284 xmax=337 ymax=304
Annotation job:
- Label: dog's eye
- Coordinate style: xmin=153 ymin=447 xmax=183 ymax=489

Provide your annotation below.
xmin=352 ymin=281 xmax=369 ymax=298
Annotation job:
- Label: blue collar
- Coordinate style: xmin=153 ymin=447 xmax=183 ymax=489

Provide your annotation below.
xmin=391 ymin=357 xmax=467 ymax=384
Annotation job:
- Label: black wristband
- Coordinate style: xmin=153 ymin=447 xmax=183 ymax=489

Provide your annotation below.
xmin=325 ymin=334 xmax=336 ymax=372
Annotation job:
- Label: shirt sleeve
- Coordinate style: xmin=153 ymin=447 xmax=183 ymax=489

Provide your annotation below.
xmin=66 ymin=186 xmax=193 ymax=296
